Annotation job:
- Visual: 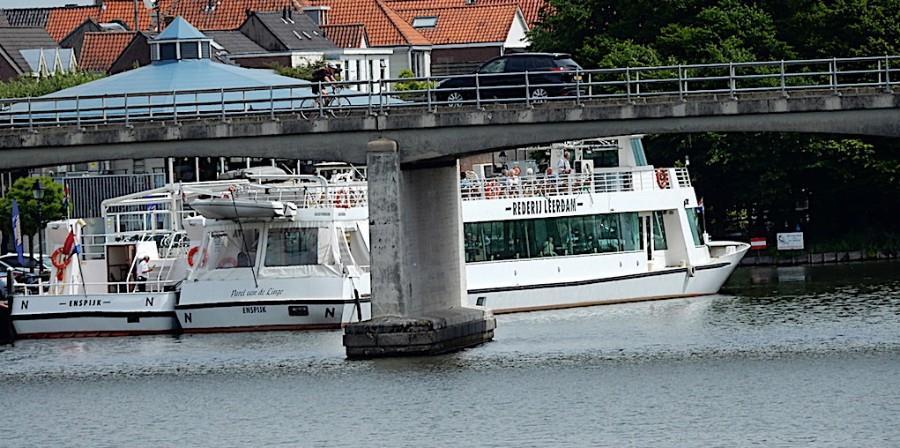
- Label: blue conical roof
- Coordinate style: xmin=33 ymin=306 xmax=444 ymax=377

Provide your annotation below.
xmin=156 ymin=16 xmax=207 ymax=41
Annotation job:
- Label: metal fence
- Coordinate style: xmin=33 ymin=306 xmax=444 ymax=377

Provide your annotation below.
xmin=1 ymin=55 xmax=897 ymax=129
xmin=58 ymin=173 xmax=167 ymax=218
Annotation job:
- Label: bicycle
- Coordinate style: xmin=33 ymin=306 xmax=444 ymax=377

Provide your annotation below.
xmin=299 ymin=84 xmax=351 ymax=119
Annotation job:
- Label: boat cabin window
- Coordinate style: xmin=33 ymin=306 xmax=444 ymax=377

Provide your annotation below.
xmin=685 ymin=208 xmax=703 ymax=246
xmin=207 ymin=229 xmax=259 ymax=269
xmin=630 ymin=138 xmax=648 ymax=166
xmin=653 ymin=211 xmax=668 ymax=250
xmin=464 ymin=212 xmax=641 ymax=263
xmin=582 ymin=147 xmax=618 ymax=168
xmin=265 ymin=228 xmax=318 ymax=266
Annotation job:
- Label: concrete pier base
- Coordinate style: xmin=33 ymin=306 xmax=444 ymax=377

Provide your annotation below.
xmin=343 ymin=138 xmax=494 ymax=358
xmin=344 ymin=309 xmax=495 ymax=358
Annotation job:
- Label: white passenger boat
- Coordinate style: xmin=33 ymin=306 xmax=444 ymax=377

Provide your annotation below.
xmin=459 ymin=136 xmax=749 ymax=313
xmin=9 ymin=181 xmax=238 ymax=338
xmin=176 ymin=176 xmax=372 ymax=332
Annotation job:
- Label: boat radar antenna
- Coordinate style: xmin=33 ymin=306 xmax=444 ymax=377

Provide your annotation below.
xmin=228 ymin=187 xmax=259 ymax=289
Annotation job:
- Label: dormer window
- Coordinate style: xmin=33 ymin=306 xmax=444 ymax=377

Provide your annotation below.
xmin=412 ymin=16 xmax=437 ymax=28
xmin=159 ymin=42 xmax=177 ymax=60
xmin=181 ymin=42 xmax=199 ymax=59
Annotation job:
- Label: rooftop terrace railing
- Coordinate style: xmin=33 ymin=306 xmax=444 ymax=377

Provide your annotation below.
xmin=0 ymin=55 xmax=897 ymax=129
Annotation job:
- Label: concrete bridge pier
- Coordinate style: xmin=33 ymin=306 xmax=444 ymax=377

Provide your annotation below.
xmin=343 ymin=138 xmax=495 ymax=358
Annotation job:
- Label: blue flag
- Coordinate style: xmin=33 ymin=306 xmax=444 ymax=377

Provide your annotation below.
xmin=11 ymin=199 xmax=24 ymax=265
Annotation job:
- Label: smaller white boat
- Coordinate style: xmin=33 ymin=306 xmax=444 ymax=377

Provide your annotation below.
xmin=190 ymin=198 xmax=297 ymax=220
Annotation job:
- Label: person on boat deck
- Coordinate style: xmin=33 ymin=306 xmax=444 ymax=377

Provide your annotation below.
xmin=135 ymin=256 xmax=152 ymax=292
xmin=540 ymin=237 xmax=557 ymax=257
xmin=557 ymin=150 xmax=573 ymax=175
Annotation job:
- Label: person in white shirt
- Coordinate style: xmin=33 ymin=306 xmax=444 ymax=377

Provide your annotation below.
xmin=556 ymin=150 xmax=572 ymax=175
xmin=135 ymin=255 xmax=152 ymax=292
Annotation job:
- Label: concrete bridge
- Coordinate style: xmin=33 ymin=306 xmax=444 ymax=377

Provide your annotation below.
xmin=2 ymin=56 xmax=899 ymax=357
xmin=1 ymin=87 xmax=899 ymax=169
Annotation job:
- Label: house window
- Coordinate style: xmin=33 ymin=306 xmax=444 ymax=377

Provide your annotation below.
xmin=180 ymin=42 xmax=199 ymax=59
xmin=159 ymin=43 xmax=177 ymax=60
xmin=411 ymin=52 xmax=426 ymax=77
xmin=355 ymin=59 xmax=361 ymax=81
xmin=412 ymin=16 xmax=437 ymax=28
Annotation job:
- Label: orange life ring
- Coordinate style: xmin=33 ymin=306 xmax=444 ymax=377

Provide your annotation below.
xmin=655 ymin=169 xmax=670 ymax=189
xmin=50 ymin=247 xmax=72 ymax=281
xmin=187 ymin=246 xmax=199 ymax=267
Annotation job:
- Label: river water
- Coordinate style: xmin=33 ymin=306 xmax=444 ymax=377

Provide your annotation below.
xmin=2 ymin=261 xmax=899 ymax=447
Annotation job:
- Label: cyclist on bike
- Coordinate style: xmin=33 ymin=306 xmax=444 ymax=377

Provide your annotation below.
xmin=311 ymin=62 xmax=339 ymax=101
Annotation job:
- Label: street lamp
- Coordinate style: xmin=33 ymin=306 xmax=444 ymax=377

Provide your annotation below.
xmin=32 ymin=180 xmax=44 ymax=278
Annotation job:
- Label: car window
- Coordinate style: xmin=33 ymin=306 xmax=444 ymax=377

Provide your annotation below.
xmin=479 ymin=59 xmax=506 ymax=74
xmin=554 ymin=57 xmax=582 ymax=70
xmin=526 ymin=56 xmax=555 ymax=71
xmin=505 ymin=57 xmax=526 ymax=73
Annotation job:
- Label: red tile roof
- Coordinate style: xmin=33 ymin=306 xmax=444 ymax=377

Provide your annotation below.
xmin=395 ymin=3 xmax=519 ymax=45
xmin=385 ymin=0 xmax=545 ymax=27
xmin=308 ymin=0 xmax=430 ymax=46
xmin=79 ymin=31 xmax=136 ymax=72
xmin=98 ymin=0 xmax=156 ymax=32
xmin=159 ymin=0 xmax=302 ymax=31
xmin=321 ymin=23 xmax=368 ymax=48
xmin=45 ymin=6 xmax=101 ymax=41
xmin=45 ymin=1 xmax=155 ymax=42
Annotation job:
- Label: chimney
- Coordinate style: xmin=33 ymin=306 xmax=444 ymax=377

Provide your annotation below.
xmin=303 ymin=6 xmax=330 ymax=26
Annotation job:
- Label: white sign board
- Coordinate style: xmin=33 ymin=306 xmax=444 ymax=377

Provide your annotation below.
xmin=776 ymin=232 xmax=804 ymax=250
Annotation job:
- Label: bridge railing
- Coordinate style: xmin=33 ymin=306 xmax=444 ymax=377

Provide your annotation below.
xmin=0 ymin=55 xmax=897 ymax=129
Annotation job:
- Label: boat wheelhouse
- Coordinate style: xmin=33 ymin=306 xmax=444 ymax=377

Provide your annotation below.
xmin=459 ymin=136 xmax=749 ymax=313
xmin=176 ymin=175 xmax=372 ymax=332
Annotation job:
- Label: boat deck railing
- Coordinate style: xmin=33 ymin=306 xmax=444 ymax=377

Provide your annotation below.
xmin=460 ymin=167 xmax=691 ymax=201
xmin=80 ymin=230 xmax=189 ymax=259
xmin=12 ymin=279 xmax=176 ymax=296
xmin=232 ymin=180 xmax=369 ymax=210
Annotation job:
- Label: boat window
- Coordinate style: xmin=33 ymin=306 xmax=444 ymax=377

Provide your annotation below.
xmin=630 ymin=138 xmax=648 ymax=166
xmin=582 ymin=147 xmax=618 ymax=168
xmin=685 ymin=208 xmax=703 ymax=246
xmin=265 ymin=228 xmax=318 ymax=266
xmin=464 ymin=212 xmax=641 ymax=263
xmin=207 ymin=229 xmax=259 ymax=269
xmin=653 ymin=211 xmax=668 ymax=250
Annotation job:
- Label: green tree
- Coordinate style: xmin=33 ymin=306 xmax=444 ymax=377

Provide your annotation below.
xmin=271 ymin=60 xmax=327 ymax=81
xmin=0 ymin=176 xmax=66 ymax=257
xmin=529 ymin=0 xmax=900 ymax=250
xmin=0 ymin=71 xmax=105 ymax=99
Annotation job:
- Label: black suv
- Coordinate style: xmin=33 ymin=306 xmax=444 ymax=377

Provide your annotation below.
xmin=436 ymin=53 xmax=583 ymax=106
